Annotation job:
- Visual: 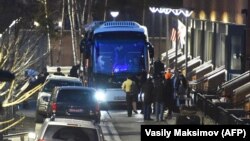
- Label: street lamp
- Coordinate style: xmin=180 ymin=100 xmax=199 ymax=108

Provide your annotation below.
xmin=110 ymin=11 xmax=119 ymax=21
xmin=34 ymin=21 xmax=40 ymax=27
xmin=58 ymin=21 xmax=62 ymax=28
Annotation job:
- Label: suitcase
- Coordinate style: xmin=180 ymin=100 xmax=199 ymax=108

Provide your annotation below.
xmin=176 ymin=115 xmax=201 ymax=125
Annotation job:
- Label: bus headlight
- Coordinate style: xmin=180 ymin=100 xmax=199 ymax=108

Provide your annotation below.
xmin=95 ymin=90 xmax=106 ymax=102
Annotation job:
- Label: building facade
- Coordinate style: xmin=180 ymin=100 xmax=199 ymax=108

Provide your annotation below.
xmin=145 ymin=0 xmax=249 ymax=80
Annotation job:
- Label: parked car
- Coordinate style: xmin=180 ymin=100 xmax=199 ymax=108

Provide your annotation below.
xmin=47 ymin=86 xmax=101 ymax=123
xmin=36 ymin=75 xmax=83 ymax=123
xmin=29 ymin=118 xmax=104 ymax=141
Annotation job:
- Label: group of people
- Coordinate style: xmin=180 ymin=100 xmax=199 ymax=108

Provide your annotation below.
xmin=122 ymin=58 xmax=189 ymax=122
xmin=25 ymin=65 xmax=79 ymax=88
xmin=52 ymin=65 xmax=80 ymax=77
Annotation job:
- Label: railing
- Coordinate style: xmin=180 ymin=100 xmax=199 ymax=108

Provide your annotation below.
xmin=193 ymin=92 xmax=250 ymax=125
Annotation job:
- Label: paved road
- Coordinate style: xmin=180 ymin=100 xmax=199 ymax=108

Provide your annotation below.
xmin=6 ymin=107 xmax=216 ymax=141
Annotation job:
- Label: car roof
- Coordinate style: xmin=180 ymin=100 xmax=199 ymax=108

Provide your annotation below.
xmin=57 ymin=86 xmax=95 ymax=91
xmin=46 ymin=75 xmax=82 ymax=82
xmin=44 ymin=118 xmax=97 ymax=129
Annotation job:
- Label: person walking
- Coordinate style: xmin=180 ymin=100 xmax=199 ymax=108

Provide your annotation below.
xmin=136 ymin=70 xmax=147 ymax=114
xmin=122 ymin=75 xmax=134 ymax=117
xmin=173 ymin=70 xmax=188 ymax=109
xmin=153 ymin=58 xmax=164 ymax=78
xmin=177 ymin=70 xmax=188 ymax=107
xmin=164 ymin=73 xmax=174 ymax=119
xmin=131 ymin=78 xmax=139 ymax=114
xmin=153 ymin=74 xmax=166 ymax=122
xmin=142 ymin=77 xmax=154 ymax=120
xmin=173 ymin=69 xmax=180 ymax=108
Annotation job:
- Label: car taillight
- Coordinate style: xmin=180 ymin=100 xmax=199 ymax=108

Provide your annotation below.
xmin=52 ymin=102 xmax=57 ymax=113
xmin=38 ymin=139 xmax=45 ymax=141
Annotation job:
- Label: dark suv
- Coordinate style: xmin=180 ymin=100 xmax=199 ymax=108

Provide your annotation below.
xmin=47 ymin=86 xmax=101 ymax=123
xmin=36 ymin=75 xmax=83 ymax=123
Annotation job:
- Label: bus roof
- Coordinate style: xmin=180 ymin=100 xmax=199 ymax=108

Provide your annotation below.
xmin=93 ymin=21 xmax=148 ymax=35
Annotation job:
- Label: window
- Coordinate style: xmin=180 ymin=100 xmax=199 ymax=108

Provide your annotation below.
xmin=215 ymin=34 xmax=226 ymax=67
xmin=193 ymin=30 xmax=202 ymax=58
xmin=204 ymin=31 xmax=213 ymax=62
xmin=43 ymin=125 xmax=99 ymax=141
xmin=43 ymin=80 xmax=82 ymax=92
xmin=230 ymin=35 xmax=242 ymax=70
xmin=93 ymin=32 xmax=146 ymax=74
xmin=57 ymin=89 xmax=94 ymax=106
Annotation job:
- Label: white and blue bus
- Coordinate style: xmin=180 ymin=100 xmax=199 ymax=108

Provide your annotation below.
xmin=81 ymin=21 xmax=154 ymax=106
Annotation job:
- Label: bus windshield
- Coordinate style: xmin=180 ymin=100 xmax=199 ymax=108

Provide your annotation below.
xmin=93 ymin=32 xmax=146 ymax=74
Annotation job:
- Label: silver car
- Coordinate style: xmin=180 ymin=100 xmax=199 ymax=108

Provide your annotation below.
xmin=31 ymin=118 xmax=104 ymax=141
xmin=36 ymin=75 xmax=83 ymax=123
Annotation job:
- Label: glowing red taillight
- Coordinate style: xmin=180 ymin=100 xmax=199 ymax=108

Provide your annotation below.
xmin=38 ymin=139 xmax=45 ymax=141
xmin=52 ymin=102 xmax=57 ymax=113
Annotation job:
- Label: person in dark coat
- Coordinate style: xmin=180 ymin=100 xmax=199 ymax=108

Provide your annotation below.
xmin=164 ymin=76 xmax=174 ymax=119
xmin=142 ymin=77 xmax=154 ymax=120
xmin=134 ymin=71 xmax=147 ymax=114
xmin=153 ymin=58 xmax=164 ymax=78
xmin=37 ymin=67 xmax=49 ymax=83
xmin=130 ymin=76 xmax=139 ymax=114
xmin=175 ymin=70 xmax=188 ymax=107
xmin=153 ymin=75 xmax=166 ymax=121
xmin=69 ymin=65 xmax=80 ymax=78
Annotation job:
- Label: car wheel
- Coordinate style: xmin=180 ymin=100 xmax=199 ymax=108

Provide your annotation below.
xmin=35 ymin=111 xmax=44 ymax=123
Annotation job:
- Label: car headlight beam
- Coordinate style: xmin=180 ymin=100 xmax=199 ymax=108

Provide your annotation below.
xmin=95 ymin=90 xmax=106 ymax=102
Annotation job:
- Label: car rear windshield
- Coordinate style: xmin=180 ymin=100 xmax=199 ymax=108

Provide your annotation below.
xmin=43 ymin=80 xmax=83 ymax=93
xmin=43 ymin=125 xmax=99 ymax=141
xmin=57 ymin=89 xmax=95 ymax=105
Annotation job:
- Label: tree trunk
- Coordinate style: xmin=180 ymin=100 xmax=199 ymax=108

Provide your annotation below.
xmin=68 ymin=0 xmax=77 ymax=65
xmin=44 ymin=0 xmax=52 ymax=65
xmin=87 ymin=0 xmax=93 ymax=23
xmin=75 ymin=0 xmax=82 ymax=37
xmin=72 ymin=0 xmax=78 ymax=65
xmin=82 ymin=0 xmax=87 ymax=25
xmin=57 ymin=0 xmax=65 ymax=65
xmin=103 ymin=0 xmax=108 ymax=21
